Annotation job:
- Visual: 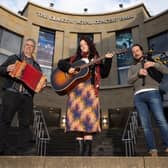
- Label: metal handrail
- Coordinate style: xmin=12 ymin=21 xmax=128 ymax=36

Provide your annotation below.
xmin=33 ymin=110 xmax=50 ymax=156
xmin=121 ymin=111 xmax=138 ymax=156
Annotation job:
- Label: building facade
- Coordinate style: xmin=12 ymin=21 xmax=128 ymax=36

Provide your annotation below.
xmin=0 ymin=2 xmax=168 ymax=127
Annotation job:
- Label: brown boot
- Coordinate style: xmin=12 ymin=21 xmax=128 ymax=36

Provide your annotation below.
xmin=149 ymin=149 xmax=158 ymax=157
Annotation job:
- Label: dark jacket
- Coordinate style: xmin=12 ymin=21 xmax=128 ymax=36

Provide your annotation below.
xmin=0 ymin=54 xmax=41 ymax=96
xmin=128 ymin=60 xmax=168 ymax=93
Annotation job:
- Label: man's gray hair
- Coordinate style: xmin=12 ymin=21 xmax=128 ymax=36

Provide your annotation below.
xmin=25 ymin=38 xmax=36 ymax=47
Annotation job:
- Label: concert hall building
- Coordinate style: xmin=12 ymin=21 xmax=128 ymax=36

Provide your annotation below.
xmin=0 ymin=2 xmax=168 ymax=128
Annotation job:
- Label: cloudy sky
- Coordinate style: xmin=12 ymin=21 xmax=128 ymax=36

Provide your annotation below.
xmin=1 ymin=0 xmax=168 ymax=16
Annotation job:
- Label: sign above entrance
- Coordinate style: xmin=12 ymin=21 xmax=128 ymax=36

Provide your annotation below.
xmin=36 ymin=12 xmax=134 ymax=25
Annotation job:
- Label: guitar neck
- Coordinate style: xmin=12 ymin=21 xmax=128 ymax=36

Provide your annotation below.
xmin=80 ymin=56 xmax=105 ymax=69
xmin=80 ymin=48 xmax=127 ymax=69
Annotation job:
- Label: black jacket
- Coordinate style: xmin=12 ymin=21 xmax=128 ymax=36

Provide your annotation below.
xmin=0 ymin=54 xmax=41 ymax=96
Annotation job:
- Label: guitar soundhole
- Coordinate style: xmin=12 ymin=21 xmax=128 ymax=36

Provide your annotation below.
xmin=75 ymin=67 xmax=80 ymax=72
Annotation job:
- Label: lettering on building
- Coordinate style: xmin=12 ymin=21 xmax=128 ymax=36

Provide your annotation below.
xmin=36 ymin=12 xmax=134 ymax=25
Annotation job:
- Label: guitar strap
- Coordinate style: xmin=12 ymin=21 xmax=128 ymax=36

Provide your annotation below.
xmin=94 ymin=55 xmax=101 ymax=96
xmin=94 ymin=65 xmax=101 ymax=96
xmin=70 ymin=55 xmax=77 ymax=63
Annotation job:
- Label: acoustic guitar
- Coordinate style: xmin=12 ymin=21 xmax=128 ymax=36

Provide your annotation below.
xmin=51 ymin=49 xmax=126 ymax=95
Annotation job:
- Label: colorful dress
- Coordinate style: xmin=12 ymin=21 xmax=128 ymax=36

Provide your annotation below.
xmin=66 ymin=79 xmax=101 ymax=133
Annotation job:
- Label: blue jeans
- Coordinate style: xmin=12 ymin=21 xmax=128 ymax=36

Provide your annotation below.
xmin=134 ymin=90 xmax=168 ymax=151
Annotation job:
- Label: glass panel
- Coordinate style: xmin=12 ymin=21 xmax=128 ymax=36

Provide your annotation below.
xmin=116 ymin=29 xmax=133 ymax=85
xmin=148 ymin=31 xmax=168 ymax=53
xmin=118 ymin=67 xmax=129 ymax=85
xmin=36 ymin=28 xmax=55 ymax=82
xmin=148 ymin=31 xmax=168 ymax=102
xmin=148 ymin=32 xmax=168 ymax=67
xmin=0 ymin=28 xmax=22 ymax=55
xmin=0 ymin=54 xmax=8 ymax=65
xmin=40 ymin=66 xmax=52 ymax=83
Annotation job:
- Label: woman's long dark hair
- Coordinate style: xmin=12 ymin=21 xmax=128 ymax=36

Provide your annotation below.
xmin=76 ymin=36 xmax=99 ymax=61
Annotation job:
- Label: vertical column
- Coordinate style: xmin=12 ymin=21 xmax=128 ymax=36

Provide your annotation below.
xmin=53 ymin=31 xmax=64 ymax=66
xmin=62 ymin=31 xmax=71 ymax=59
xmin=28 ymin=24 xmax=40 ymax=59
xmin=100 ymin=31 xmax=118 ymax=86
xmin=94 ymin=33 xmax=102 ymax=55
xmin=132 ymin=25 xmax=148 ymax=51
xmin=132 ymin=26 xmax=140 ymax=44
xmin=69 ymin=33 xmax=77 ymax=56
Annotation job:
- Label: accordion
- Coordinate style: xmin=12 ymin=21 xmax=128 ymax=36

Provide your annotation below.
xmin=9 ymin=60 xmax=47 ymax=93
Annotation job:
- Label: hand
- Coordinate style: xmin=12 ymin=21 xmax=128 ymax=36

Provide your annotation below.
xmin=7 ymin=64 xmax=15 ymax=72
xmin=139 ymin=68 xmax=148 ymax=76
xmin=144 ymin=61 xmax=155 ymax=69
xmin=105 ymin=52 xmax=114 ymax=58
xmin=42 ymin=80 xmax=47 ymax=88
xmin=35 ymin=76 xmax=47 ymax=92
xmin=68 ymin=67 xmax=77 ymax=74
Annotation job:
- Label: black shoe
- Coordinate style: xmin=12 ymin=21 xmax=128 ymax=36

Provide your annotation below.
xmin=76 ymin=140 xmax=84 ymax=156
xmin=83 ymin=140 xmax=92 ymax=156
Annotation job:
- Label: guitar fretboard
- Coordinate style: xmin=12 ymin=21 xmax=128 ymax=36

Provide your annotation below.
xmin=80 ymin=48 xmax=127 ymax=69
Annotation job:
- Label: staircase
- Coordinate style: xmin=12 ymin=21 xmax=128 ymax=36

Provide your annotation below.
xmin=46 ymin=128 xmax=76 ymax=156
xmin=3 ymin=102 xmax=168 ymax=157
xmin=6 ymin=109 xmax=167 ymax=156
xmin=46 ymin=128 xmax=124 ymax=156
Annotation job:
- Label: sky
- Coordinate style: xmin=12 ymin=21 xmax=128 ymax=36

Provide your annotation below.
xmin=0 ymin=0 xmax=168 ymax=16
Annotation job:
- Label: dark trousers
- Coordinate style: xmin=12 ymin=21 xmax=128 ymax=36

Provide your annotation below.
xmin=0 ymin=90 xmax=33 ymax=152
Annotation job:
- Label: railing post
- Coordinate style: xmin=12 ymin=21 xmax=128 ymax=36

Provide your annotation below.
xmin=122 ymin=111 xmax=139 ymax=156
xmin=33 ymin=110 xmax=50 ymax=156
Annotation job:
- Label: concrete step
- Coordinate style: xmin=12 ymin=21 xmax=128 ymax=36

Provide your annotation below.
xmin=0 ymin=156 xmax=168 ymax=168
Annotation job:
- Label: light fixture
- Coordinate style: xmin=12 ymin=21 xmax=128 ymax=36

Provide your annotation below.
xmin=119 ymin=4 xmax=123 ymax=8
xmin=101 ymin=116 xmax=108 ymax=129
xmin=61 ymin=115 xmax=66 ymax=128
xmin=84 ymin=8 xmax=88 ymax=13
xmin=49 ymin=3 xmax=54 ymax=7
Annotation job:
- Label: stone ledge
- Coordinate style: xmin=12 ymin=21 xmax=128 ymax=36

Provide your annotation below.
xmin=0 ymin=156 xmax=167 ymax=168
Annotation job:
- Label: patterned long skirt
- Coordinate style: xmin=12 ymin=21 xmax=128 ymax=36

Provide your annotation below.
xmin=65 ymin=80 xmax=101 ymax=133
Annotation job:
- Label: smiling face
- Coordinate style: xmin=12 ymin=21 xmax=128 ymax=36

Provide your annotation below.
xmin=23 ymin=39 xmax=35 ymax=58
xmin=131 ymin=45 xmax=143 ymax=60
xmin=80 ymin=39 xmax=89 ymax=54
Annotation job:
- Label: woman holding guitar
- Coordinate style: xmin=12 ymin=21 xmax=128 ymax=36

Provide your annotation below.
xmin=57 ymin=36 xmax=113 ymax=156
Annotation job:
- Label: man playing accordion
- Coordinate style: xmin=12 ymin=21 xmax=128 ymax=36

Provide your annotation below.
xmin=0 ymin=38 xmax=46 ymax=155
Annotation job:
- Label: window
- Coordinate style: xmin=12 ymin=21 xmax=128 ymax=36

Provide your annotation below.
xmin=148 ymin=31 xmax=168 ymax=67
xmin=0 ymin=27 xmax=22 ymax=56
xmin=0 ymin=53 xmax=8 ymax=65
xmin=148 ymin=31 xmax=168 ymax=53
xmin=36 ymin=28 xmax=55 ymax=82
xmin=148 ymin=31 xmax=168 ymax=101
xmin=116 ymin=29 xmax=133 ymax=85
